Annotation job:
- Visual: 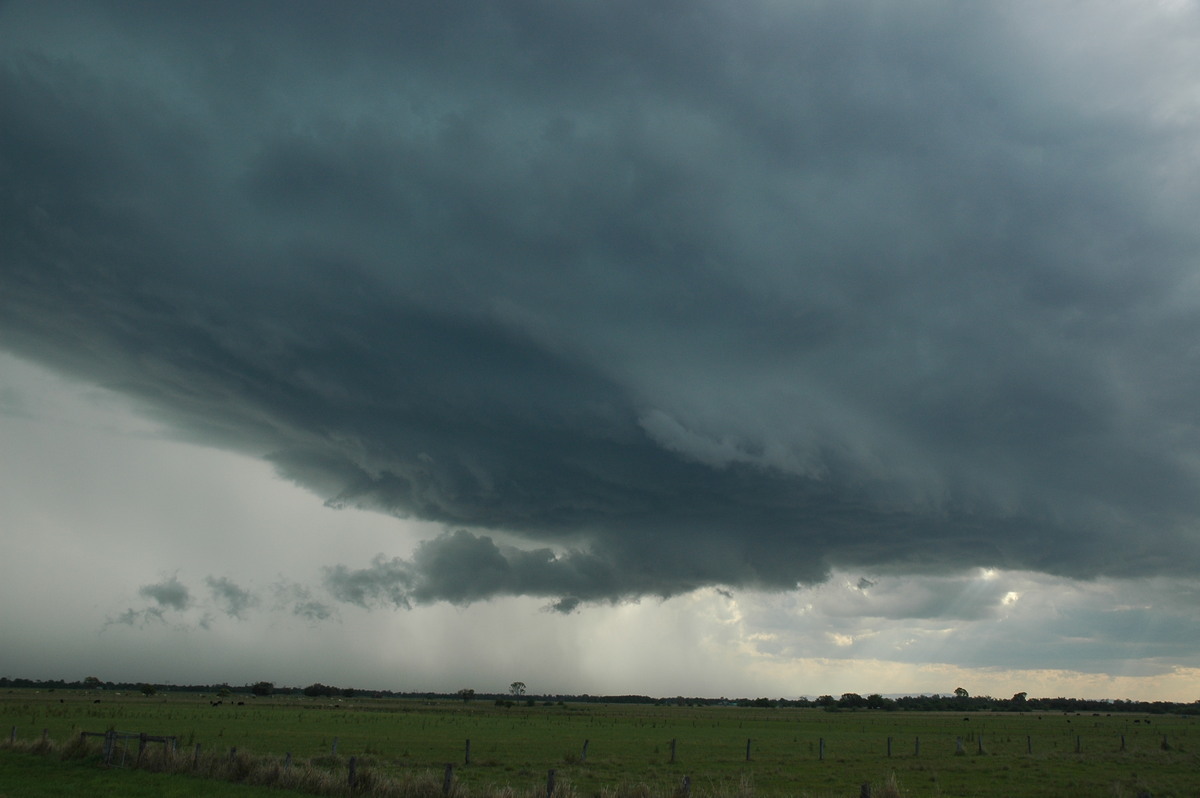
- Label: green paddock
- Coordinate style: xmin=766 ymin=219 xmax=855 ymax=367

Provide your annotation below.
xmin=2 ymin=690 xmax=1197 ymax=797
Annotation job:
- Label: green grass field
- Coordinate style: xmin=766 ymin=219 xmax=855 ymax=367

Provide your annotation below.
xmin=0 ymin=747 xmax=317 ymax=798
xmin=2 ymin=690 xmax=1197 ymax=797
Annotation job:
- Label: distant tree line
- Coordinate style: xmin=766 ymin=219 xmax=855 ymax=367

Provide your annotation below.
xmin=1 ymin=677 xmax=1195 ymax=715
xmin=725 ymin=692 xmax=1199 ymax=715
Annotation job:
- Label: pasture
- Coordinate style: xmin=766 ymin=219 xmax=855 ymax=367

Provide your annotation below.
xmin=0 ymin=747 xmax=315 ymax=798
xmin=2 ymin=689 xmax=1197 ymax=797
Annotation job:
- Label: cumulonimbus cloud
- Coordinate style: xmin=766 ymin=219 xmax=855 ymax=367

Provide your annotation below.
xmin=4 ymin=1 xmax=1200 ymax=610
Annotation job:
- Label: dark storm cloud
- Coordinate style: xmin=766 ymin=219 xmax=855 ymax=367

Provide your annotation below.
xmin=4 ymin=1 xmax=1200 ymax=607
xmin=324 ymin=528 xmax=710 ymax=611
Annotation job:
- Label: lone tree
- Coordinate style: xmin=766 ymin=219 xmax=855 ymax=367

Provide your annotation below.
xmin=510 ymin=681 xmax=526 ymax=697
xmin=251 ymin=681 xmax=274 ymax=697
xmin=303 ymin=683 xmax=338 ymax=698
xmin=457 ymin=688 xmax=475 ymax=703
xmin=838 ymin=692 xmax=867 ymax=709
xmin=954 ymin=687 xmax=969 ymax=699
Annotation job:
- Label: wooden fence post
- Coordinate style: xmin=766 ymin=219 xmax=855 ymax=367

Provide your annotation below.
xmin=581 ymin=739 xmax=589 ymax=763
xmin=819 ymin=738 xmax=824 ymax=761
xmin=887 ymin=737 xmax=892 ymax=757
xmin=1027 ymin=736 xmax=1032 ymax=754
xmin=745 ymin=738 xmax=752 ymax=761
xmin=860 ymin=783 xmax=871 ymax=798
xmin=104 ymin=730 xmax=115 ymax=764
xmin=977 ymin=735 xmax=984 ymax=755
xmin=955 ymin=737 xmax=964 ymax=755
xmin=230 ymin=746 xmax=238 ymax=762
xmin=670 ymin=738 xmax=677 ymax=763
xmin=41 ymin=729 xmax=48 ymax=743
xmin=348 ymin=756 xmax=357 ymax=788
xmin=332 ymin=737 xmax=339 ymax=756
xmin=1120 ymin=735 xmax=1126 ymax=752
xmin=1075 ymin=736 xmax=1081 ymax=754
xmin=914 ymin=736 xmax=919 ymax=757
xmin=546 ymin=768 xmax=556 ymax=798
xmin=442 ymin=763 xmax=453 ymax=795
xmin=681 ymin=775 xmax=691 ymax=798
xmin=285 ymin=752 xmax=292 ymax=770
xmin=193 ymin=742 xmax=201 ymax=768
xmin=465 ymin=738 xmax=471 ymax=765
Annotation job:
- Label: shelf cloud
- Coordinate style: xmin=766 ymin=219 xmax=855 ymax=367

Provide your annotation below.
xmin=4 ymin=0 xmax=1200 ymax=613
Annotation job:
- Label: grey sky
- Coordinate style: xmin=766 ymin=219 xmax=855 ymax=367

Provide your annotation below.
xmin=3 ymin=1 xmax=1200 ymax=699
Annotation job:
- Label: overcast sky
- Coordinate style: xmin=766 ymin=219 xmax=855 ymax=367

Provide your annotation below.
xmin=3 ymin=0 xmax=1200 ymax=701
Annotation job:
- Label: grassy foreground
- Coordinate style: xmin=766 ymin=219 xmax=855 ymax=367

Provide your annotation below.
xmin=2 ymin=689 xmax=1198 ymax=797
xmin=0 ymin=746 xmax=315 ymax=798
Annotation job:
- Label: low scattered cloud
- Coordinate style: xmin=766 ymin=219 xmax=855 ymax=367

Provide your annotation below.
xmin=205 ymin=576 xmax=258 ymax=619
xmin=106 ymin=576 xmax=194 ymax=629
xmin=270 ymin=580 xmax=335 ymax=623
xmin=103 ymin=572 xmax=345 ymax=630
xmin=106 ymin=607 xmax=166 ymax=629
xmin=138 ymin=577 xmax=191 ymax=612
